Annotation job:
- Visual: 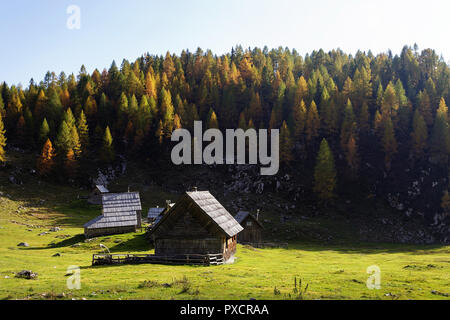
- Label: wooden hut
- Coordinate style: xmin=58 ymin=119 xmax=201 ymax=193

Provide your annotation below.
xmin=88 ymin=185 xmax=109 ymax=205
xmin=147 ymin=201 xmax=174 ymax=222
xmin=147 ymin=206 xmax=165 ymax=222
xmin=148 ymin=190 xmax=243 ymax=262
xmin=84 ymin=192 xmax=142 ymax=238
xmin=234 ymin=211 xmax=263 ymax=244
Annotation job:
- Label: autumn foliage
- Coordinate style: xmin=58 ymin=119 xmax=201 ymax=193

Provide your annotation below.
xmin=37 ymin=138 xmax=55 ymax=176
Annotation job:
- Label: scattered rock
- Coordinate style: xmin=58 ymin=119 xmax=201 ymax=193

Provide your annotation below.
xmin=350 ymin=279 xmax=363 ymax=284
xmin=38 ymin=232 xmax=49 ymax=236
xmin=52 ymin=253 xmax=61 ymax=257
xmin=431 ymin=290 xmax=449 ymax=297
xmin=71 ymin=243 xmax=81 ymax=248
xmin=17 ymin=242 xmax=29 ymax=247
xmin=9 ymin=176 xmax=20 ymax=185
xmin=49 ymin=227 xmax=61 ymax=232
xmin=15 ymin=270 xmax=38 ymax=280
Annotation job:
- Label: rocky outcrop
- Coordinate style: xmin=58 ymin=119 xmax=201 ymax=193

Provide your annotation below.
xmin=15 ymin=270 xmax=38 ymax=280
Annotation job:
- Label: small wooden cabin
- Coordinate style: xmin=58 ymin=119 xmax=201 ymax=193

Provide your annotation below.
xmin=147 ymin=201 xmax=175 ymax=224
xmin=148 ymin=190 xmax=243 ymax=262
xmin=147 ymin=206 xmax=165 ymax=222
xmin=84 ymin=192 xmax=142 ymax=238
xmin=234 ymin=211 xmax=263 ymax=243
xmin=88 ymin=185 xmax=109 ymax=205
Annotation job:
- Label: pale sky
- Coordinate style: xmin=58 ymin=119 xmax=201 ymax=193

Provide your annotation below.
xmin=0 ymin=0 xmax=449 ymax=85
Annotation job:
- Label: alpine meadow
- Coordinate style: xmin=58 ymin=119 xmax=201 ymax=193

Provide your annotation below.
xmin=0 ymin=44 xmax=449 ymax=301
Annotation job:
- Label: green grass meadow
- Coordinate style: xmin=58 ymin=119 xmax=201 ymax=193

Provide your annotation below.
xmin=0 ymin=180 xmax=449 ymax=300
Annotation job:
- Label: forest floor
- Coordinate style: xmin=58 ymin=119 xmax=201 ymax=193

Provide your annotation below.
xmin=0 ymin=177 xmax=449 ymax=300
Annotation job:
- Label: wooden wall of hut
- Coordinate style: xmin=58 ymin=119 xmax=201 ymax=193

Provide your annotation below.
xmin=155 ymin=238 xmax=223 ymax=255
xmin=153 ymin=207 xmax=224 ymax=254
xmin=222 ymin=235 xmax=237 ymax=261
xmin=152 ymin=200 xmax=238 ymax=258
xmin=238 ymin=225 xmax=262 ymax=243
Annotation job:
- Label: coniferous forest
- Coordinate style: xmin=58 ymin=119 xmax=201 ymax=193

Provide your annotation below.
xmin=0 ymin=45 xmax=448 ymax=240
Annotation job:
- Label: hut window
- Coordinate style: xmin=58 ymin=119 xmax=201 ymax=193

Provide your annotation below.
xmin=246 ymin=221 xmax=253 ymax=227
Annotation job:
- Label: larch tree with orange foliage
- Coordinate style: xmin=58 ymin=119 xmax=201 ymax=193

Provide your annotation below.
xmin=37 ymin=139 xmax=56 ymax=176
xmin=0 ymin=112 xmax=6 ymax=164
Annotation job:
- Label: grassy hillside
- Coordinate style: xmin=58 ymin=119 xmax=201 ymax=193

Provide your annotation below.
xmin=0 ymin=179 xmax=448 ymax=300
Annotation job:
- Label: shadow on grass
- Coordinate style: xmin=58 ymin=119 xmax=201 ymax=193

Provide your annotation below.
xmin=20 ymin=234 xmax=448 ymax=255
xmin=109 ymin=233 xmax=151 ymax=253
xmin=20 ymin=234 xmax=86 ymax=251
xmin=21 ymin=232 xmax=152 ymax=252
xmin=51 ymin=234 xmax=86 ymax=248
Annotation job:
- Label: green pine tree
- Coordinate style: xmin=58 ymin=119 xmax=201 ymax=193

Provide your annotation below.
xmin=340 ymin=99 xmax=356 ymax=149
xmin=280 ymin=121 xmax=293 ymax=164
xmin=430 ymin=99 xmax=449 ymax=165
xmin=306 ymin=101 xmax=320 ymax=142
xmin=101 ymin=126 xmax=115 ymax=163
xmin=160 ymin=88 xmax=175 ymax=136
xmin=382 ymin=117 xmax=397 ymax=170
xmin=39 ymin=118 xmax=50 ymax=146
xmin=55 ymin=121 xmax=72 ymax=154
xmin=77 ymin=110 xmax=89 ymax=153
xmin=410 ymin=109 xmax=428 ymax=160
xmin=313 ymin=139 xmax=337 ymax=201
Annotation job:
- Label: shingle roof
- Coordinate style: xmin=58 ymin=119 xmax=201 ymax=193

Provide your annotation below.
xmin=150 ymin=191 xmax=243 ymax=237
xmin=234 ymin=210 xmax=263 ymax=228
xmin=186 ymin=191 xmax=243 ymax=237
xmin=234 ymin=211 xmax=250 ymax=224
xmin=102 ymin=192 xmax=142 ymax=215
xmin=83 ymin=212 xmax=138 ymax=229
xmin=148 ymin=207 xmax=165 ymax=219
xmin=153 ymin=215 xmax=163 ymax=225
xmin=96 ymin=185 xmax=109 ymax=193
xmin=84 ymin=192 xmax=142 ymax=230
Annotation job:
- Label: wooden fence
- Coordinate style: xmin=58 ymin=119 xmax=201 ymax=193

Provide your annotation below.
xmin=92 ymin=253 xmax=225 ymax=266
xmin=240 ymin=242 xmax=288 ymax=249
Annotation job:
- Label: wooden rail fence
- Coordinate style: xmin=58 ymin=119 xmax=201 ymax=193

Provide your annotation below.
xmin=92 ymin=253 xmax=225 ymax=266
xmin=240 ymin=242 xmax=288 ymax=249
